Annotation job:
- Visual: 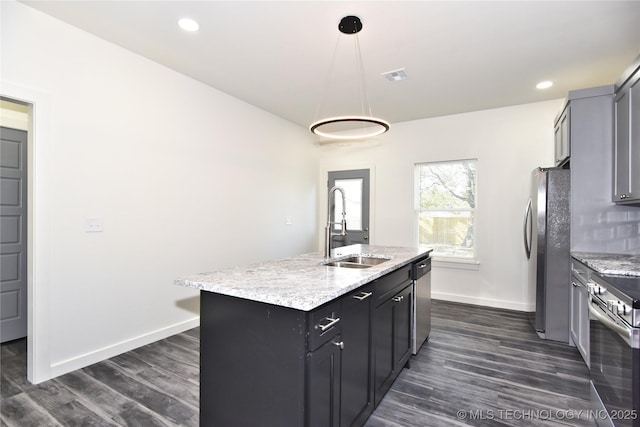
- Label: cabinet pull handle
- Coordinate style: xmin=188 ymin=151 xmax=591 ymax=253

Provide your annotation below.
xmin=353 ymin=291 xmax=372 ymax=301
xmin=417 ymin=263 xmax=427 ymax=269
xmin=333 ymin=341 xmax=345 ymax=350
xmin=316 ymin=317 xmax=340 ymax=332
xmin=393 ymin=296 xmax=404 ymax=302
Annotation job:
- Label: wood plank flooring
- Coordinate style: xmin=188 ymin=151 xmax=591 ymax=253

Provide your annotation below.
xmin=365 ymin=301 xmax=592 ymax=427
xmin=1 ymin=300 xmax=591 ymax=426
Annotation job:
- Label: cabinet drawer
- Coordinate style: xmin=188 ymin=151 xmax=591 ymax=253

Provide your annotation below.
xmin=375 ymin=264 xmax=412 ymax=305
xmin=308 ymin=300 xmax=341 ymax=351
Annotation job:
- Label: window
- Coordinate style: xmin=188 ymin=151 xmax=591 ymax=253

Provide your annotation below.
xmin=333 ymin=177 xmax=363 ymax=230
xmin=415 ymin=159 xmax=477 ymax=260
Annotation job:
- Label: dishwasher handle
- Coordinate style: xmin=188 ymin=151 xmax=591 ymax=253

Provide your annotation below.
xmin=412 ymin=257 xmax=431 ymax=280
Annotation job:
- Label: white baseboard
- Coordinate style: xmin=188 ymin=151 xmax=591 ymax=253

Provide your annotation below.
xmin=50 ymin=317 xmax=200 ymax=379
xmin=47 ymin=295 xmax=531 ymax=381
xmin=432 ymin=291 xmax=534 ymax=312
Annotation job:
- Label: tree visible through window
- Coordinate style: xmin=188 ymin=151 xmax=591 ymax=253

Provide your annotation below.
xmin=415 ymin=159 xmax=477 ymax=259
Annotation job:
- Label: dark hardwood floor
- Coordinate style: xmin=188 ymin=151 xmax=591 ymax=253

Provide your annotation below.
xmin=365 ymin=301 xmax=592 ymax=427
xmin=1 ymin=300 xmax=591 ymax=426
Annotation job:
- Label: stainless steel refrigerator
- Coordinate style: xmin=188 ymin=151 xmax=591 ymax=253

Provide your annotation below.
xmin=523 ymin=167 xmax=570 ymax=343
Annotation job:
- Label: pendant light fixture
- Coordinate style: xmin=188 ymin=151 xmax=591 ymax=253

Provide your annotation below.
xmin=310 ymin=15 xmax=389 ymax=141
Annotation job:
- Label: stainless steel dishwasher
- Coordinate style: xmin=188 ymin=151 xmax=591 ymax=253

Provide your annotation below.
xmin=412 ymin=256 xmax=431 ymax=354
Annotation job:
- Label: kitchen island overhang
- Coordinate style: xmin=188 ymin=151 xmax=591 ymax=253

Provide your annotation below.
xmin=175 ymin=244 xmax=432 ymax=427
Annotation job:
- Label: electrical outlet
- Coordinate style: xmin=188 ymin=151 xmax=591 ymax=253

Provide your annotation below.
xmin=85 ymin=217 xmax=104 ymax=232
xmin=285 ymin=216 xmax=293 ymax=225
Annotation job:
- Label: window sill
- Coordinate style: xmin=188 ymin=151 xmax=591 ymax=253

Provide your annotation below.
xmin=432 ymin=257 xmax=480 ymax=271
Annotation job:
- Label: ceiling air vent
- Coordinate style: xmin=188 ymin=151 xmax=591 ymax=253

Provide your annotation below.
xmin=381 ymin=68 xmax=408 ymax=82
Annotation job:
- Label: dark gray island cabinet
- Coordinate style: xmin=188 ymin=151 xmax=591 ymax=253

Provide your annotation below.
xmin=192 ymin=248 xmax=424 ymax=427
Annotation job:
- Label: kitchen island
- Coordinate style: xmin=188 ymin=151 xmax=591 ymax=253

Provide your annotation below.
xmin=176 ymin=244 xmax=431 ymax=427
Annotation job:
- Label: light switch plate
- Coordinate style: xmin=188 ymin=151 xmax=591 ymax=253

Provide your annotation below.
xmin=85 ymin=217 xmax=104 ymax=232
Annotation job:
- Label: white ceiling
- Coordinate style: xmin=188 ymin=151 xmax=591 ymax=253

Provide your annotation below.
xmin=20 ymin=1 xmax=640 ymax=130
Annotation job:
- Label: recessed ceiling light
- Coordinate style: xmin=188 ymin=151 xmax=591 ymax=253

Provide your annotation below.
xmin=178 ymin=18 xmax=199 ymax=32
xmin=536 ymin=81 xmax=553 ymax=90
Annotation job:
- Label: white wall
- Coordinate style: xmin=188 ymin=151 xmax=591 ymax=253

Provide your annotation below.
xmin=2 ymin=1 xmax=318 ymax=383
xmin=318 ymin=99 xmax=563 ymax=311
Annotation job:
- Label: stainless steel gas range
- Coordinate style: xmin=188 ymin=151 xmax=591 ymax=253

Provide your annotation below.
xmin=589 ymin=273 xmax=640 ymax=427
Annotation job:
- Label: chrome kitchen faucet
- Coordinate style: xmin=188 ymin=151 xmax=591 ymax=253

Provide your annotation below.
xmin=324 ymin=186 xmax=347 ymax=259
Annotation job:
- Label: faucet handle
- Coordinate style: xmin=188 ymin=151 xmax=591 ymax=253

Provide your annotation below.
xmin=340 ymin=219 xmax=347 ymax=236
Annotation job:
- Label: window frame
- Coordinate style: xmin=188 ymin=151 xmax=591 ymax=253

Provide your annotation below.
xmin=414 ymin=159 xmax=478 ymax=265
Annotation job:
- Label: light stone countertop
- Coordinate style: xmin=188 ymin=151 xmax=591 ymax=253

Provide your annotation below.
xmin=571 ymin=252 xmax=640 ymax=277
xmin=175 ymin=244 xmax=432 ymax=311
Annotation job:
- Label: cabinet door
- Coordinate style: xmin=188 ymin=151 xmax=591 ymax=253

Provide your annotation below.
xmin=373 ymin=296 xmax=394 ymax=406
xmin=307 ymin=335 xmax=342 ymax=427
xmin=577 ymin=285 xmax=590 ymax=367
xmin=570 ymin=278 xmax=590 ymax=367
xmin=629 ymin=76 xmax=640 ymax=200
xmin=341 ymin=288 xmax=373 ymax=427
xmin=394 ymin=284 xmax=414 ymax=370
xmin=554 ymin=108 xmax=570 ymax=166
xmin=614 ymin=87 xmax=631 ymax=201
xmin=570 ymin=279 xmax=580 ymax=346
xmin=373 ymin=283 xmax=413 ymax=406
xmin=614 ymin=73 xmax=640 ymax=203
xmin=554 ymin=122 xmax=562 ymax=165
xmin=561 ymin=111 xmax=570 ymax=162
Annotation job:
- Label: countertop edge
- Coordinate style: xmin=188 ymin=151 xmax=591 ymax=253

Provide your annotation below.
xmin=571 ymin=251 xmax=640 ymax=277
xmin=176 ymin=245 xmax=432 ymax=311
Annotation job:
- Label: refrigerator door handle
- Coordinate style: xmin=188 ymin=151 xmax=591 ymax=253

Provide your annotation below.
xmin=523 ymin=198 xmax=532 ymax=259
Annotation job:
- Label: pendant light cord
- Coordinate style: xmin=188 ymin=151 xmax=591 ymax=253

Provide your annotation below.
xmin=314 ymin=31 xmax=375 ymax=122
xmin=313 ymin=35 xmax=342 ymax=123
xmin=353 ymin=33 xmax=374 ymax=118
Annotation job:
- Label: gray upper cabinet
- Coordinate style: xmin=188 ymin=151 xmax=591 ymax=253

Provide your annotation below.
xmin=614 ymin=58 xmax=640 ymax=204
xmin=554 ymin=106 xmax=570 ymax=167
xmin=565 ymin=85 xmax=624 ymax=253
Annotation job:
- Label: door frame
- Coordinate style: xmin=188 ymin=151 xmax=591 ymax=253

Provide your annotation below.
xmin=318 ymin=165 xmax=375 ymax=251
xmin=2 ymin=82 xmax=53 ymax=384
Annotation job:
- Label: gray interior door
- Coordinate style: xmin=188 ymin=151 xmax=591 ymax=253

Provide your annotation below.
xmin=1 ymin=127 xmax=28 ymax=343
xmin=328 ymin=169 xmax=370 ymax=247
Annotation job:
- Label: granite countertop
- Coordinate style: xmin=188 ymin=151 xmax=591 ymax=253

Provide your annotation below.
xmin=571 ymin=252 xmax=640 ymax=277
xmin=175 ymin=244 xmax=432 ymax=311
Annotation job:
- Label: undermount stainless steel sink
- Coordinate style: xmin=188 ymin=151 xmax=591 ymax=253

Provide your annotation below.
xmin=324 ymin=255 xmax=391 ymax=269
